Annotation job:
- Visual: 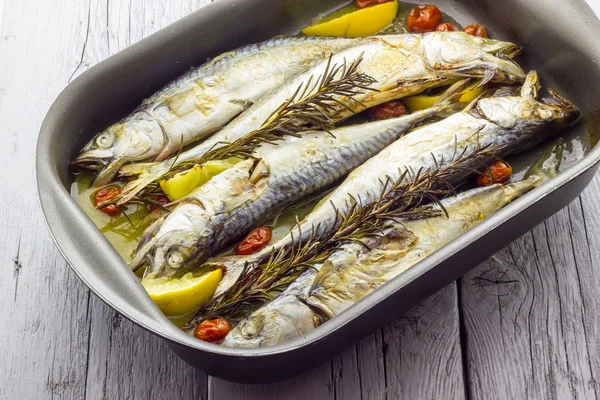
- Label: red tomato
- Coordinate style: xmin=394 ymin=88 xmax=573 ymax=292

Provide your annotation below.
xmin=464 ymin=24 xmax=488 ymax=38
xmin=235 ymin=227 xmax=272 ymax=256
xmin=476 ymin=161 xmax=512 ymax=187
xmin=436 ymin=22 xmax=459 ymax=32
xmin=355 ymin=0 xmax=394 ymax=9
xmin=148 ymin=195 xmax=170 ymax=212
xmin=94 ymin=186 xmax=122 ymax=216
xmin=193 ymin=318 xmax=233 ymax=343
xmin=407 ymin=5 xmax=442 ymax=33
xmin=369 ymin=101 xmax=408 ymax=121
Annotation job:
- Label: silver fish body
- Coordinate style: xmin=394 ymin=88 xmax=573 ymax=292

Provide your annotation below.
xmin=115 ymin=32 xmax=525 ymax=204
xmin=307 ymin=174 xmax=547 ymax=319
xmin=222 ymin=174 xmax=547 ymax=348
xmin=71 ymin=36 xmax=362 ymax=185
xmin=132 ymin=102 xmax=464 ymax=277
xmin=213 ymin=71 xmax=578 ymax=298
xmin=221 ymin=268 xmax=319 ymax=348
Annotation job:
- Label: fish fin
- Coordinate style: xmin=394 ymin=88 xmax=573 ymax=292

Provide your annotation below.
xmin=119 ymin=162 xmax=159 ymax=177
xmin=548 ymin=87 xmax=580 ymax=114
xmin=308 ymin=259 xmax=338 ymax=295
xmin=211 ymin=257 xmax=253 ymax=298
xmin=129 ymin=214 xmax=167 ymax=272
xmin=114 ymin=164 xmax=171 ymax=206
xmin=432 ymin=79 xmax=472 ymax=106
xmin=478 ymin=68 xmax=496 ymax=89
xmin=229 ymin=99 xmax=254 ymax=110
xmin=300 ymin=296 xmax=331 ymax=325
xmin=497 ymin=44 xmax=523 ymax=60
xmin=155 ymin=142 xmax=180 ymax=162
xmin=91 ymin=159 xmax=125 ymax=187
xmin=521 ymin=71 xmax=541 ymax=98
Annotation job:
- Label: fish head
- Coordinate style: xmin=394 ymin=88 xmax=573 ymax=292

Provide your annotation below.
xmin=134 ymin=202 xmax=213 ymax=278
xmin=70 ymin=113 xmax=165 ymax=186
xmin=475 ymin=71 xmax=580 ymax=133
xmin=221 ymin=298 xmax=316 ymax=348
xmin=421 ymin=32 xmax=526 ymax=85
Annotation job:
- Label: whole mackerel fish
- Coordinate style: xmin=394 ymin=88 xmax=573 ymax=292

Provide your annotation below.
xmin=113 ymin=32 xmax=525 ymax=204
xmin=131 ymin=97 xmax=465 ymax=277
xmin=211 ymin=71 xmax=579 ymax=299
xmin=221 ymin=172 xmax=551 ymax=348
xmin=71 ymin=36 xmax=365 ymax=185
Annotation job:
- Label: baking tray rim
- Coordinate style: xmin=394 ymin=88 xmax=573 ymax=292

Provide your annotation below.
xmin=36 ymin=0 xmax=600 ymax=359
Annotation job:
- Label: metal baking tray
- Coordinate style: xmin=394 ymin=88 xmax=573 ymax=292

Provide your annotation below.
xmin=37 ymin=0 xmax=600 ymax=383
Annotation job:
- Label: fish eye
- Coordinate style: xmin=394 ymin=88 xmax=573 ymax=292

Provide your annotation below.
xmin=535 ymin=106 xmax=553 ymax=120
xmin=166 ymin=250 xmax=185 ymax=268
xmin=240 ymin=318 xmax=263 ymax=339
xmin=96 ymin=132 xmax=114 ymax=148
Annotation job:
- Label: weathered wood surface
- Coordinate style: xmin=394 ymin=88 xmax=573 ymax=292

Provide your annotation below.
xmin=1 ymin=0 xmax=600 ymax=399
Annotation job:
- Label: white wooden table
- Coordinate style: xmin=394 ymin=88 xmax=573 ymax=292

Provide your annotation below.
xmin=2 ymin=1 xmax=600 ymax=398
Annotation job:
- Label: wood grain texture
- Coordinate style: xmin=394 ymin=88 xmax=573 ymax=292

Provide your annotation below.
xmin=1 ymin=0 xmax=600 ymax=399
xmin=0 ymin=0 xmax=211 ymax=399
xmin=460 ymin=207 xmax=599 ymax=399
xmin=383 ymin=285 xmax=466 ymax=400
xmin=0 ymin=1 xmax=95 ymax=398
xmin=209 ymin=287 xmax=464 ymax=399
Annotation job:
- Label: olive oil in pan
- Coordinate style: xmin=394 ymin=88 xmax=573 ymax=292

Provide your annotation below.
xmin=71 ymin=172 xmax=325 ymax=261
xmin=71 ymin=172 xmax=152 ymax=265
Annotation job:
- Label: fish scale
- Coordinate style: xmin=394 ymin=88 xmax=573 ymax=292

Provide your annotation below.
xmin=209 ymin=71 xmax=578 ymax=301
xmin=72 ymin=35 xmax=364 ymax=185
xmin=130 ymin=102 xmax=464 ymax=277
xmin=221 ymin=172 xmax=551 ymax=349
xmin=111 ymin=32 xmax=525 ymax=205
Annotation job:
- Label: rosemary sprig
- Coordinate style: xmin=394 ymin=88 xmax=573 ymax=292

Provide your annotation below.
xmin=185 ymin=141 xmax=505 ymax=327
xmin=131 ymin=54 xmax=378 ymax=202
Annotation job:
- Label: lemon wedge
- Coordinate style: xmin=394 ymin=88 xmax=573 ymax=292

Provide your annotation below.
xmin=142 ymin=269 xmax=223 ymax=317
xmin=301 ymin=0 xmax=398 ymax=37
xmin=403 ymin=81 xmax=485 ymax=112
xmin=160 ymin=158 xmax=240 ymax=201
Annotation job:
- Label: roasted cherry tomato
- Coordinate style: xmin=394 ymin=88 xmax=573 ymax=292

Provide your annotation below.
xmin=355 ymin=0 xmax=394 ymax=9
xmin=464 ymin=24 xmax=488 ymax=38
xmin=407 ymin=5 xmax=442 ymax=33
xmin=436 ymin=22 xmax=459 ymax=32
xmin=235 ymin=227 xmax=272 ymax=256
xmin=148 ymin=195 xmax=170 ymax=212
xmin=476 ymin=161 xmax=512 ymax=187
xmin=193 ymin=318 xmax=233 ymax=343
xmin=369 ymin=101 xmax=408 ymax=121
xmin=94 ymin=186 xmax=122 ymax=216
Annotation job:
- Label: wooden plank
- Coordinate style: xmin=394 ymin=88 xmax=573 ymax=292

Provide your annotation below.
xmin=2 ymin=0 xmax=600 ymax=398
xmin=0 ymin=0 xmax=212 ymax=399
xmin=383 ymin=284 xmax=466 ymax=400
xmin=210 ymin=286 xmax=464 ymax=399
xmin=332 ymin=332 xmax=386 ymax=400
xmin=209 ymin=364 xmax=334 ymax=400
xmin=459 ymin=201 xmax=599 ymax=399
xmin=67 ymin=0 xmax=213 ymax=398
xmin=0 ymin=1 xmax=93 ymax=399
xmin=85 ymin=298 xmax=207 ymax=399
xmin=328 ymin=286 xmax=466 ymax=400
xmin=570 ymin=177 xmax=600 ymax=394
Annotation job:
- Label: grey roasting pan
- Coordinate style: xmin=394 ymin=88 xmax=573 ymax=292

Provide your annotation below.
xmin=37 ymin=0 xmax=600 ymax=383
